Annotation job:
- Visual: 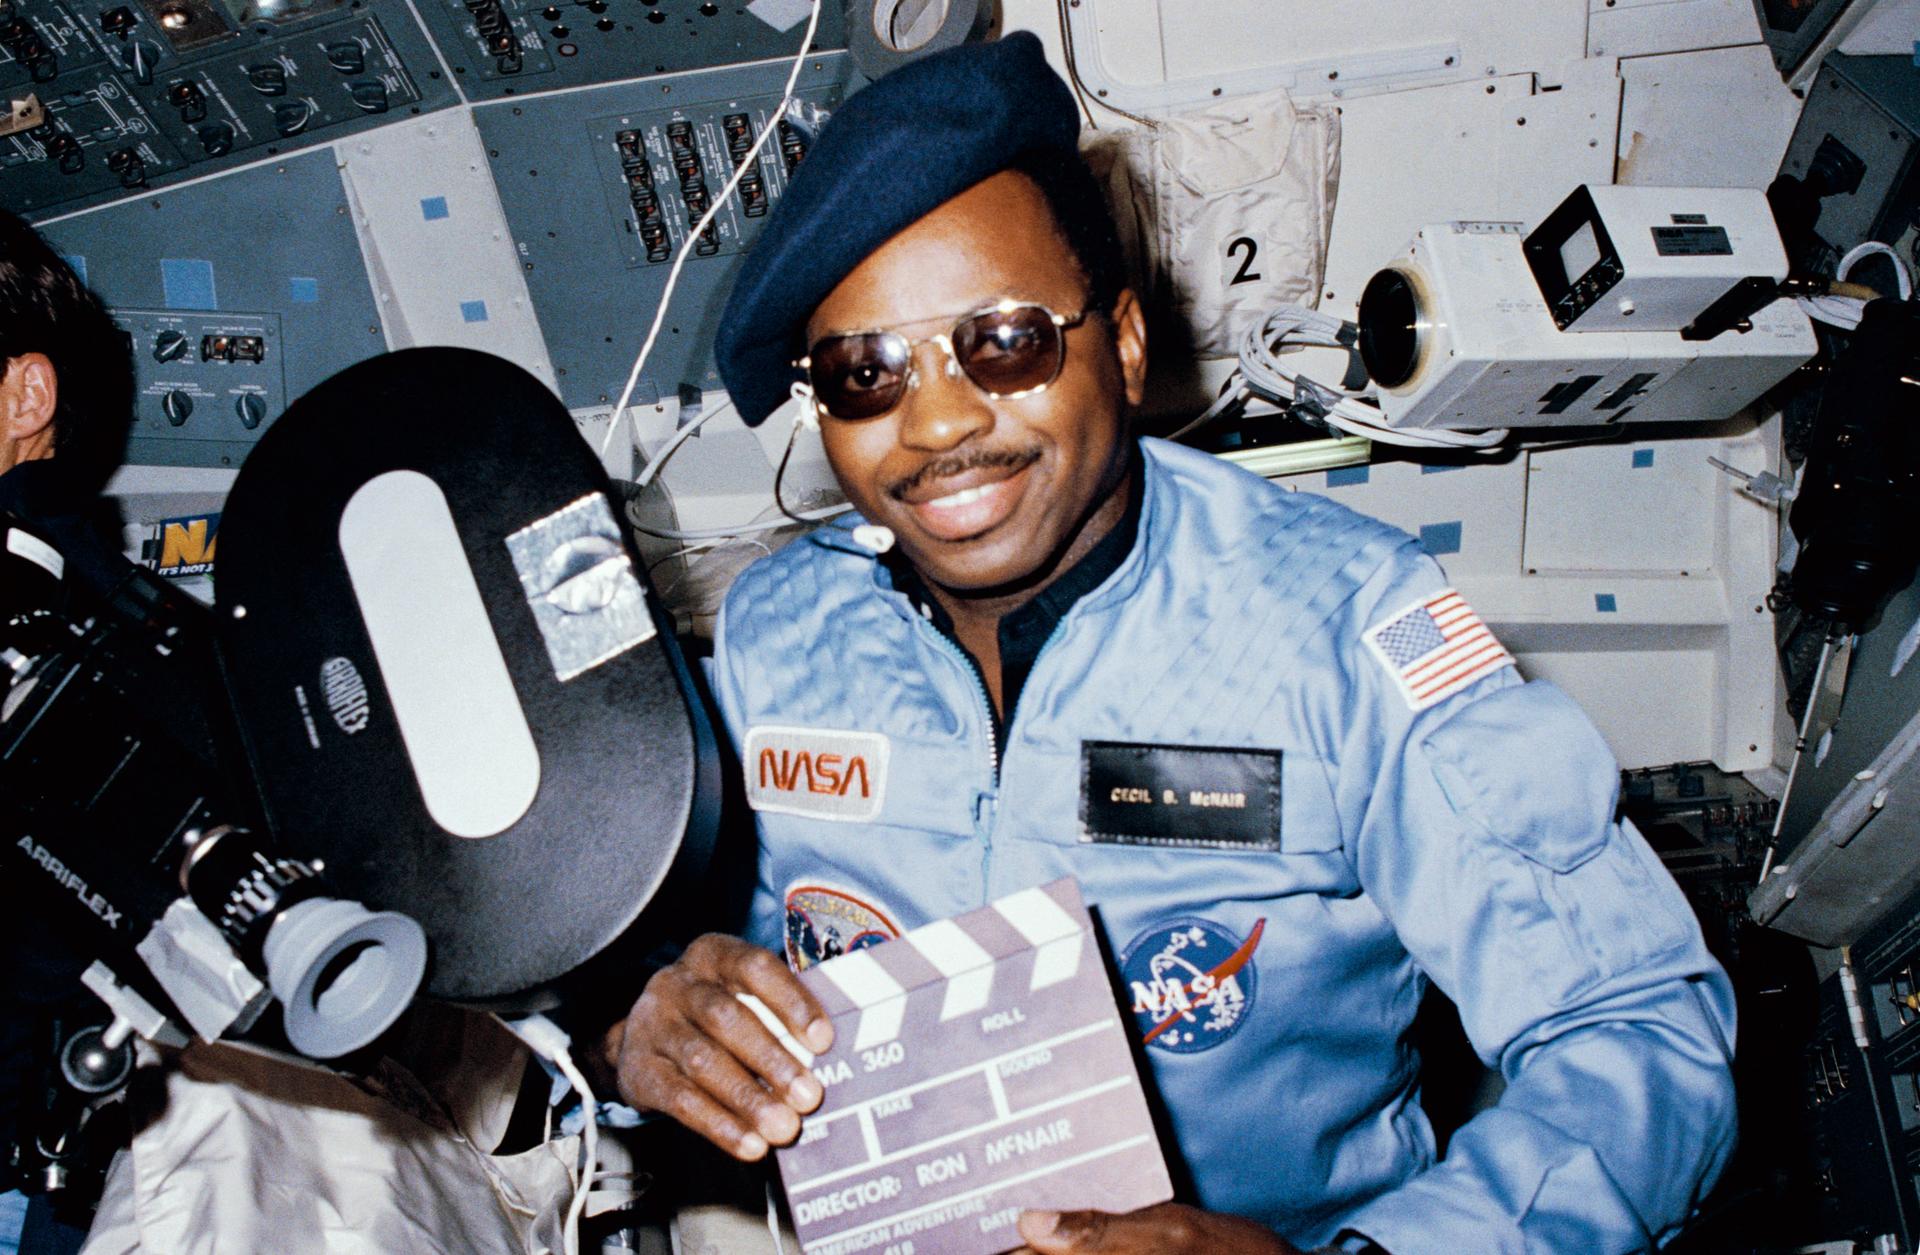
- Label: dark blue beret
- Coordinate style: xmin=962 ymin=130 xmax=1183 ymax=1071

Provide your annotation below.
xmin=715 ymin=31 xmax=1081 ymax=426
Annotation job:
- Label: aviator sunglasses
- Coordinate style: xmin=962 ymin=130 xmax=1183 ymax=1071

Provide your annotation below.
xmin=797 ymin=299 xmax=1095 ymax=421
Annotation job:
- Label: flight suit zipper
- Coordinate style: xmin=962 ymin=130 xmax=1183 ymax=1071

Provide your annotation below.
xmin=918 ymin=624 xmax=1000 ymax=895
xmin=917 ymin=611 xmax=1075 ymax=899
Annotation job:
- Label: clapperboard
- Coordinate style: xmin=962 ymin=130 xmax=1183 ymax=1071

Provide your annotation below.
xmin=757 ymin=878 xmax=1172 ymax=1255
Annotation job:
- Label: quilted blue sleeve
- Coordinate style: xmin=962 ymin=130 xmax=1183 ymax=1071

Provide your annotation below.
xmin=1331 ymin=549 xmax=1737 ymax=1254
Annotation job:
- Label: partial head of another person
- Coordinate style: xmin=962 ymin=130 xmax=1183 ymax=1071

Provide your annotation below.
xmin=0 ymin=210 xmax=133 ymax=485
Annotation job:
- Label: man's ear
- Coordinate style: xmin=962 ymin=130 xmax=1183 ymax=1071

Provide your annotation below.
xmin=1 ymin=352 xmax=58 ymax=452
xmin=1108 ymin=289 xmax=1147 ymax=408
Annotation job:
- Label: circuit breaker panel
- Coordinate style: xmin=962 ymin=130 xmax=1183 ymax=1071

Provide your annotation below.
xmin=2 ymin=0 xmax=849 ymax=461
xmin=0 ymin=0 xmax=458 ymax=216
xmin=475 ymin=51 xmax=848 ymax=409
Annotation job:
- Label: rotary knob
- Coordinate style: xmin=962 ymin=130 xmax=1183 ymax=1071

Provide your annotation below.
xmin=272 ymin=100 xmax=311 ymax=137
xmin=349 ymin=80 xmax=387 ymax=114
xmin=245 ymin=62 xmax=287 ymax=95
xmin=234 ymin=393 xmax=266 ymax=429
xmin=324 ymin=40 xmax=364 ymax=74
xmin=152 ymin=329 xmax=188 ymax=362
xmin=197 ymin=121 xmax=233 ymax=156
xmin=160 ymin=389 xmax=193 ymax=426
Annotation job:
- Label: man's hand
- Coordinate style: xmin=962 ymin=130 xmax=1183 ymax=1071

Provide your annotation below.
xmin=1013 ymin=1203 xmax=1306 ymax=1254
xmin=599 ymin=933 xmax=832 ymax=1160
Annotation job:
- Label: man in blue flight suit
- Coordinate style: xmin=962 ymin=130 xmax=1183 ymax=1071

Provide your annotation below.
xmin=600 ymin=34 xmax=1737 ymax=1253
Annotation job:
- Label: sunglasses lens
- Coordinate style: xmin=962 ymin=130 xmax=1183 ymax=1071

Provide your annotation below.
xmin=809 ymin=333 xmax=911 ymax=420
xmin=954 ymin=305 xmax=1063 ymax=396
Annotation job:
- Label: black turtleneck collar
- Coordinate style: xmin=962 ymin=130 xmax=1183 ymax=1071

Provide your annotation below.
xmin=882 ymin=441 xmax=1144 ymax=752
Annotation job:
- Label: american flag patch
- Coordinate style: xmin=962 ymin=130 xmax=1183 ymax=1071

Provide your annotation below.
xmin=1363 ymin=588 xmax=1513 ymax=712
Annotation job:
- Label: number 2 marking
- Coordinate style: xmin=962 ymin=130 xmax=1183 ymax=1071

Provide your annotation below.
xmin=1227 ymin=236 xmax=1263 ymax=286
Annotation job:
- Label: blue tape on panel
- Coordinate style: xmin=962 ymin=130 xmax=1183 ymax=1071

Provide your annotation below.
xmin=1326 ymin=465 xmax=1370 ymax=487
xmin=61 ymin=255 xmax=86 ymax=283
xmin=1632 ymin=449 xmax=1654 ymax=468
xmin=1420 ymin=463 xmax=1462 ymax=474
xmin=160 ymin=259 xmax=218 ymax=311
xmin=288 ymin=277 xmax=320 ymax=303
xmin=460 ymin=300 xmax=489 ymax=323
xmin=1419 ymin=521 xmax=1463 ymax=556
xmin=421 ymin=196 xmax=451 ymax=221
xmin=1595 ymin=593 xmax=1618 ymax=613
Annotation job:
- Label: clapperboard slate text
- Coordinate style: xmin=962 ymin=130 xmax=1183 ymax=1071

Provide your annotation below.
xmin=761 ymin=878 xmax=1172 ymax=1255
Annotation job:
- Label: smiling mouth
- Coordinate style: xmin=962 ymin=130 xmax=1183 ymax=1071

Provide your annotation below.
xmin=927 ymin=484 xmax=994 ymax=509
xmin=898 ymin=457 xmax=1039 ymax=543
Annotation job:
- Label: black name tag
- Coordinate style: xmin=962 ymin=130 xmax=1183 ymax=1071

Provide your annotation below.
xmin=1080 ymin=742 xmax=1281 ymax=850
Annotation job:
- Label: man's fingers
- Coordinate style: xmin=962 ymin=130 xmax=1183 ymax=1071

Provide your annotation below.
xmin=1016 ymin=1205 xmax=1295 ymax=1255
xmin=652 ymin=1011 xmax=805 ymax=1145
xmin=1018 ymin=1209 xmax=1111 ymax=1252
xmin=722 ymin=940 xmax=835 ymax=1054
xmin=608 ymin=937 xmax=837 ymax=1155
xmin=679 ymin=973 xmax=824 ymax=1111
xmin=622 ymin=1053 xmax=771 ymax=1160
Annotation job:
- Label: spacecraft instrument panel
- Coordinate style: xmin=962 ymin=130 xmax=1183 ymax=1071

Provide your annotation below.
xmin=2 ymin=0 xmax=850 ymax=463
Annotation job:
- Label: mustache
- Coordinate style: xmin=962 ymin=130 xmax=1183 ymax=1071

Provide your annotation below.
xmin=886 ymin=445 xmax=1042 ymax=500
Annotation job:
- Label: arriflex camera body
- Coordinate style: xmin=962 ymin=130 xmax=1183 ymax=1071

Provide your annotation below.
xmin=2 ymin=348 xmax=718 ymax=1072
xmin=3 ymin=516 xmax=427 ymax=1063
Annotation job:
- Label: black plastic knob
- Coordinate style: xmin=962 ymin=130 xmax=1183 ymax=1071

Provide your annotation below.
xmin=349 ymin=80 xmax=387 ymax=113
xmin=197 ymin=121 xmax=233 ymax=156
xmin=246 ymin=62 xmax=287 ymax=95
xmin=324 ymin=40 xmax=364 ymax=74
xmin=272 ymin=100 xmax=311 ymax=136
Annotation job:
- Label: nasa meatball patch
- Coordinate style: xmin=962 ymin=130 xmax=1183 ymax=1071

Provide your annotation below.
xmin=785 ymin=882 xmax=903 ymax=972
xmin=745 ymin=725 xmax=889 ymax=822
xmin=1119 ymin=917 xmax=1264 ymax=1053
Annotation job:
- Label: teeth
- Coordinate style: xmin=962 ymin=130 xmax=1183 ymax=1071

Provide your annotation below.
xmin=928 ymin=484 xmax=990 ymax=509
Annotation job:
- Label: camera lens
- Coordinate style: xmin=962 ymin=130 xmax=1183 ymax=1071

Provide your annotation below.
xmin=1358 ymin=268 xmax=1424 ymax=390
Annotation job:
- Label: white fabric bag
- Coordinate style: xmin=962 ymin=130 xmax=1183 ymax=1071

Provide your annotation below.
xmin=1089 ymin=87 xmax=1340 ymax=358
xmin=80 ymin=1014 xmax=577 ymax=1255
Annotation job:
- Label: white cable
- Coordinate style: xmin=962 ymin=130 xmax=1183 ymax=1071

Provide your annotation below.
xmin=498 ymin=1014 xmax=599 ymax=1255
xmin=1797 ymin=293 xmax=1866 ymax=330
xmin=598 ymin=0 xmax=826 ymax=461
xmin=766 ymin=1179 xmax=791 ymax=1255
xmin=1837 ymin=240 xmax=1914 ymax=300
xmin=1791 ymin=241 xmax=1912 ymax=329
xmin=627 ymin=397 xmax=853 ymax=541
xmin=1201 ymin=304 xmax=1510 ymax=450
xmin=653 ymin=537 xmax=772 ymax=601
xmin=1163 ymin=379 xmax=1249 ymax=444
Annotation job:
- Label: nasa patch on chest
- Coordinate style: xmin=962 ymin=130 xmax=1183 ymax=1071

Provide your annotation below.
xmin=744 ymin=725 xmax=889 ymax=822
xmin=1119 ymin=917 xmax=1265 ymax=1054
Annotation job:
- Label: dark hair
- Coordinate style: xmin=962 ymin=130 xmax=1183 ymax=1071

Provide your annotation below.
xmin=1007 ymin=147 xmax=1129 ymax=316
xmin=0 ymin=209 xmax=133 ymax=482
